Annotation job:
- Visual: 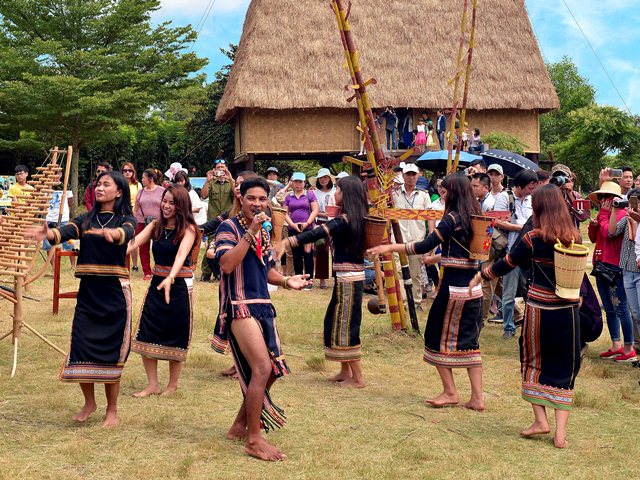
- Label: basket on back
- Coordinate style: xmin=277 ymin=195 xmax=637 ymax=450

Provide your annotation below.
xmin=554 ymin=240 xmax=590 ymax=299
xmin=469 ymin=215 xmax=494 ymax=261
xmin=364 ymin=215 xmax=388 ymax=249
xmin=270 ymin=207 xmax=287 ymax=243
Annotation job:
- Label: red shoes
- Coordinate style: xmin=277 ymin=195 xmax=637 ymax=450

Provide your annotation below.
xmin=599 ymin=347 xmax=623 ymax=358
xmin=614 ymin=349 xmax=638 ymax=363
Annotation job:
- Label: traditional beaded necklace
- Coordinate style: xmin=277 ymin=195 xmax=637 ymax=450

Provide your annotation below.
xmin=236 ymin=212 xmax=269 ymax=262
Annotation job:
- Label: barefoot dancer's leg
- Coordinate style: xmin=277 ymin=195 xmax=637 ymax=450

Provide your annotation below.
xmin=102 ymin=382 xmax=120 ymax=427
xmin=521 ymin=404 xmax=550 ymax=437
xmin=337 ymin=360 xmax=365 ymax=388
xmin=553 ymin=409 xmax=570 ymax=448
xmin=463 ymin=366 xmax=485 ymax=411
xmin=329 ymin=362 xmax=352 ymax=382
xmin=230 ymin=318 xmax=286 ymax=462
xmin=73 ymin=383 xmax=97 ymax=422
xmin=133 ymin=356 xmax=161 ymax=397
xmin=221 ymin=365 xmax=237 ymax=376
xmin=227 ymin=375 xmax=277 ymax=441
xmin=426 ymin=366 xmax=459 ymax=406
xmin=162 ymin=361 xmax=183 ymax=396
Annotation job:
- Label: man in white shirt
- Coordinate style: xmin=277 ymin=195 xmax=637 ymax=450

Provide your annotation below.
xmin=470 ymin=173 xmax=495 ymax=213
xmin=493 ymin=169 xmax=537 ymax=338
xmin=393 ymin=163 xmax=431 ymax=309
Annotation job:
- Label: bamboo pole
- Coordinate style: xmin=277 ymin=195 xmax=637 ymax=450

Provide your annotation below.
xmin=452 ymin=0 xmax=478 ymax=172
xmin=11 ymin=275 xmax=24 ymax=377
xmin=22 ymin=321 xmax=66 ymax=356
xmin=446 ymin=0 xmax=469 ymax=174
xmin=373 ymin=256 xmax=387 ymax=313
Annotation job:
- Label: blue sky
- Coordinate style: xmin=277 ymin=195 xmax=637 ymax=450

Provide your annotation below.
xmin=154 ymin=0 xmax=640 ymax=114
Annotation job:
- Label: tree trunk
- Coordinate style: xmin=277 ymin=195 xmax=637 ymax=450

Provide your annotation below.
xmin=70 ymin=140 xmax=80 ymax=218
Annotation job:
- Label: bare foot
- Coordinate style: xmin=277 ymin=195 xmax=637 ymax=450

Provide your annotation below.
xmin=102 ymin=410 xmax=119 ymax=428
xmin=160 ymin=386 xmax=177 ymax=396
xmin=520 ymin=421 xmax=551 ymax=438
xmin=72 ymin=402 xmax=97 ymax=422
xmin=328 ymin=372 xmax=352 ymax=382
xmin=463 ymin=399 xmax=486 ymax=412
xmin=245 ymin=437 xmax=286 ymax=462
xmin=221 ymin=365 xmax=237 ymax=377
xmin=227 ymin=423 xmax=248 ymax=441
xmin=231 ymin=372 xmax=240 ymax=380
xmin=132 ymin=386 xmax=162 ymax=398
xmin=425 ymin=392 xmax=459 ymax=408
xmin=553 ymin=436 xmax=568 ymax=448
xmin=336 ymin=377 xmax=365 ymax=388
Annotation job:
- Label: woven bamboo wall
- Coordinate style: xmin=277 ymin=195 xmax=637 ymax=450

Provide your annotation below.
xmin=237 ymin=108 xmax=540 ymax=155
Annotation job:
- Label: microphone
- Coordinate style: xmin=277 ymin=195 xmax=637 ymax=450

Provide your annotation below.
xmin=253 ymin=209 xmax=272 ymax=232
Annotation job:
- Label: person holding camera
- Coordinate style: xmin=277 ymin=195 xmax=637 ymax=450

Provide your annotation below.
xmin=588 ymin=182 xmax=635 ymax=361
xmin=134 ymin=169 xmax=165 ymax=280
xmin=550 ymin=165 xmax=590 ymax=228
xmin=200 ymin=159 xmax=235 ymax=281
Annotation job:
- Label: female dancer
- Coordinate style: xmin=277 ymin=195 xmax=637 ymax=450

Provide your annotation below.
xmin=369 ymin=173 xmax=485 ymax=410
xmin=122 ymin=162 xmax=142 ymax=271
xmin=311 ymin=168 xmax=336 ymax=289
xmin=27 ymin=171 xmax=136 ymax=427
xmin=277 ymin=176 xmax=368 ymax=387
xmin=470 ymin=185 xmax=582 ymax=448
xmin=134 ymin=169 xmax=165 ymax=280
xmin=129 ymin=186 xmax=199 ymax=397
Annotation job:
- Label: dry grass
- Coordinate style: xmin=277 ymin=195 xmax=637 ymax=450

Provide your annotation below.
xmin=1 ymin=253 xmax=640 ymax=480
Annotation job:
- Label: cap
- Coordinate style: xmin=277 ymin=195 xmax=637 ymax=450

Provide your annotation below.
xmin=402 ymin=163 xmax=420 ymax=174
xmin=266 ymin=167 xmax=279 ymax=175
xmin=336 ymin=172 xmax=349 ymax=179
xmin=291 ymin=172 xmax=306 ymax=182
xmin=487 ymin=164 xmax=503 ymax=175
xmin=551 ymin=164 xmax=572 ymax=178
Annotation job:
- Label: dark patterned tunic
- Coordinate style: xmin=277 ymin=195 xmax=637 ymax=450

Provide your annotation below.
xmin=290 ymin=215 xmax=365 ymax=362
xmin=215 ymin=216 xmax=287 ymax=432
xmin=405 ymin=212 xmax=483 ymax=368
xmin=482 ymin=230 xmax=581 ymax=410
xmin=131 ymin=228 xmax=196 ymax=362
xmin=52 ymin=211 xmax=136 ymax=383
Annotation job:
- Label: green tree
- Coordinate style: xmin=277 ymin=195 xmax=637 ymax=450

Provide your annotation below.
xmin=0 ymin=0 xmax=206 ymax=214
xmin=540 ymin=56 xmax=596 ymax=157
xmin=554 ymin=105 xmax=640 ymax=183
xmin=482 ymin=132 xmax=528 ymax=155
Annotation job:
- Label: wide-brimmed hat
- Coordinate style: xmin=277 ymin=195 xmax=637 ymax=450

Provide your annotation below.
xmin=336 ymin=172 xmax=349 ymax=179
xmin=588 ymin=181 xmax=623 ymax=204
xmin=309 ymin=168 xmax=336 ymax=188
xmin=164 ymin=162 xmax=187 ymax=181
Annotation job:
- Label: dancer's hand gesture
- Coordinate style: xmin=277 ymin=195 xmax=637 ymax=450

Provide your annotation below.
xmin=287 ymin=274 xmax=311 ymax=290
xmin=157 ymin=277 xmax=172 ymax=304
xmin=25 ymin=221 xmax=48 ymax=242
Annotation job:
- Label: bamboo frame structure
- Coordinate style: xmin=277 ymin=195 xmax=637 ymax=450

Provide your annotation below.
xmin=1 ymin=146 xmax=71 ymax=377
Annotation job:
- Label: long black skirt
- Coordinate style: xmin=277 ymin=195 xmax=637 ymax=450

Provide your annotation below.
xmin=60 ymin=276 xmax=132 ymax=383
xmin=423 ymin=284 xmax=483 ymax=368
xmin=131 ymin=276 xmax=193 ymax=362
xmin=520 ymin=300 xmax=581 ymax=410
xmin=323 ymin=279 xmax=364 ymax=362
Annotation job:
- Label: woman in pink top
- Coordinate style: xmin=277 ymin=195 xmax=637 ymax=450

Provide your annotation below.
xmin=135 ymin=169 xmax=165 ymax=279
xmin=588 ymin=181 xmax=634 ymax=359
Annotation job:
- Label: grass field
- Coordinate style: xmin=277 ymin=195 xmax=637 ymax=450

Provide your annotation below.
xmin=1 ymin=253 xmax=640 ymax=480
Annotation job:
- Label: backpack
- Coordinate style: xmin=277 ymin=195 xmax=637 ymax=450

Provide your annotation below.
xmin=489 ymin=190 xmax=515 ymax=261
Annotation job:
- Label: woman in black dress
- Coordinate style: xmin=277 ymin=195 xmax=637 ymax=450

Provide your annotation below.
xmin=27 ymin=171 xmax=136 ymax=427
xmin=369 ymin=173 xmax=485 ymax=410
xmin=128 ymin=185 xmax=199 ymax=397
xmin=469 ymin=185 xmax=582 ymax=448
xmin=277 ymin=176 xmax=368 ymax=387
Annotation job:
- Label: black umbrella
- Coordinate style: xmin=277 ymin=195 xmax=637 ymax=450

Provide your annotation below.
xmin=480 ymin=149 xmax=540 ymax=178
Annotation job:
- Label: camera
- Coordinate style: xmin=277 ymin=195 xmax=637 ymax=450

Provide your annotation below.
xmin=613 ymin=198 xmax=629 ymax=209
xmin=215 ymin=170 xmax=224 ymax=177
xmin=550 ymin=172 xmax=568 ymax=187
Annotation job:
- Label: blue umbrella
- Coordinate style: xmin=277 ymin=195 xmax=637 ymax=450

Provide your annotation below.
xmin=416 ymin=150 xmax=483 ymax=173
xmin=480 ymin=149 xmax=540 ymax=178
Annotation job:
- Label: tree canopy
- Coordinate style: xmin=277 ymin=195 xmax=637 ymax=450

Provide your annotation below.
xmin=0 ymin=0 xmax=206 ymax=213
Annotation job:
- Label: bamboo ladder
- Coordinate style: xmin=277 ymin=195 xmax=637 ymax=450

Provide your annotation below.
xmin=0 ymin=146 xmax=72 ymax=377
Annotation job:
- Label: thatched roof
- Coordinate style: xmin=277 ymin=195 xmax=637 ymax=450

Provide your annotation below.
xmin=216 ymin=0 xmax=559 ymax=121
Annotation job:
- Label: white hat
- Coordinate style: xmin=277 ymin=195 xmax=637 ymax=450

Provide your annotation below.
xmin=336 ymin=172 xmax=349 ymax=179
xmin=165 ymin=162 xmax=187 ymax=181
xmin=487 ymin=164 xmax=503 ymax=175
xmin=309 ymin=167 xmax=336 ymax=188
xmin=402 ymin=163 xmax=420 ymax=174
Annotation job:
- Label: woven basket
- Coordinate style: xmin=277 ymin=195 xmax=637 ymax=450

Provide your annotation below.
xmin=554 ymin=240 xmax=590 ymax=299
xmin=364 ymin=215 xmax=388 ymax=249
xmin=325 ymin=205 xmax=342 ymax=218
xmin=469 ymin=215 xmax=494 ymax=261
xmin=270 ymin=207 xmax=287 ymax=243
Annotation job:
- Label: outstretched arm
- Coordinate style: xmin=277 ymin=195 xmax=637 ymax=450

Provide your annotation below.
xmin=127 ymin=221 xmax=155 ymax=254
xmin=156 ymin=227 xmax=197 ymax=304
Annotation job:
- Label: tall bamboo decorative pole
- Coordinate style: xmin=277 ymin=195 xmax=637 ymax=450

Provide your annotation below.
xmin=452 ymin=0 xmax=478 ymax=172
xmin=333 ymin=0 xmax=419 ymax=332
xmin=446 ymin=0 xmax=469 ymax=174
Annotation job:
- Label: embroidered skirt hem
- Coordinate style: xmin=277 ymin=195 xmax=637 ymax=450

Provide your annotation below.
xmin=423 ymin=347 xmax=482 ymax=368
xmin=59 ymin=363 xmax=125 ymax=383
xmin=324 ymin=280 xmax=363 ymax=362
xmin=130 ymin=340 xmax=188 ymax=362
xmin=324 ymin=345 xmax=362 ymax=362
xmin=522 ymin=381 xmax=573 ymax=410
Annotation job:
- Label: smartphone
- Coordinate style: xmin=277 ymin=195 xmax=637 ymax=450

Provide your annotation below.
xmin=609 ymin=168 xmax=623 ymax=178
xmin=630 ymin=196 xmax=638 ymax=210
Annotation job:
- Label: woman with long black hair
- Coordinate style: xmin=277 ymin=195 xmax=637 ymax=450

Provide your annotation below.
xmin=277 ymin=175 xmax=368 ymax=387
xmin=27 ymin=171 xmax=136 ymax=427
xmin=469 ymin=185 xmax=583 ymax=448
xmin=369 ymin=173 xmax=485 ymax=409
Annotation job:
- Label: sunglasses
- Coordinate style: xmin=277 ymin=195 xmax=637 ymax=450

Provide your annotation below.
xmin=215 ymin=159 xmax=227 ymax=165
xmin=122 ymin=169 xmax=133 ymax=173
